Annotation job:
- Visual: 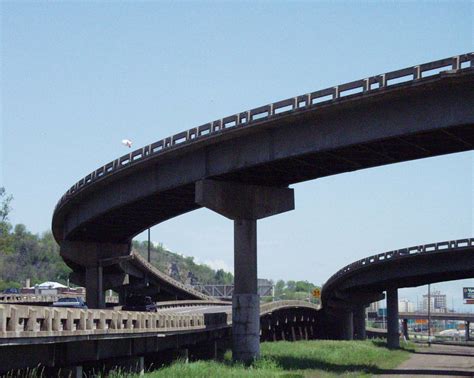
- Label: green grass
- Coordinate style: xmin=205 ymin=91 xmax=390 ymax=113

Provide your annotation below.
xmin=140 ymin=339 xmax=416 ymax=378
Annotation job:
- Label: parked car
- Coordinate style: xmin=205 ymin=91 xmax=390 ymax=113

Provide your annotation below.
xmin=122 ymin=295 xmax=157 ymax=312
xmin=52 ymin=297 xmax=88 ymax=309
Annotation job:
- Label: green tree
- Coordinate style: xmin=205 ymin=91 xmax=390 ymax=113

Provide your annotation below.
xmin=0 ymin=188 xmax=13 ymax=254
xmin=274 ymin=279 xmax=286 ymax=298
xmin=0 ymin=187 xmax=13 ymax=222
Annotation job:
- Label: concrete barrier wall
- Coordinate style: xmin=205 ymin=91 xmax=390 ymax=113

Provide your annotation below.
xmin=0 ymin=300 xmax=318 ymax=340
xmin=0 ymin=304 xmax=215 ymax=339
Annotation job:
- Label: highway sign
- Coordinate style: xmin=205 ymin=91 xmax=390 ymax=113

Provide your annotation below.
xmin=312 ymin=288 xmax=321 ymax=298
xmin=463 ymin=287 xmax=474 ymax=300
xmin=415 ymin=319 xmax=428 ymax=324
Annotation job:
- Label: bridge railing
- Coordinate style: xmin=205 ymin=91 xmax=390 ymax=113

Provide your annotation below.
xmin=324 ymin=238 xmax=474 ymax=289
xmin=130 ymin=251 xmax=211 ymax=300
xmin=0 ymin=294 xmax=118 ymax=304
xmin=0 ymin=304 xmax=229 ymax=339
xmin=260 ymin=300 xmax=320 ymax=315
xmin=54 ymin=52 xmax=474 ymax=212
xmin=0 ymin=300 xmax=317 ymax=339
xmin=156 ymin=300 xmax=228 ymax=309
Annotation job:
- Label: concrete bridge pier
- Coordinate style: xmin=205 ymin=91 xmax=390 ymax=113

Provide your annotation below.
xmin=60 ymin=241 xmax=130 ymax=309
xmin=196 ymin=179 xmax=294 ymax=363
xmin=386 ymin=287 xmax=399 ymax=348
xmin=353 ymin=305 xmax=366 ymax=340
xmin=85 ymin=266 xmax=104 ymax=309
xmin=340 ymin=309 xmax=354 ymax=340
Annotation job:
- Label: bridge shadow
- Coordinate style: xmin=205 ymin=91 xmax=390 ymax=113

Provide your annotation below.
xmin=268 ymin=355 xmax=384 ymax=375
xmin=412 ymin=350 xmax=474 ymax=358
xmin=270 ymin=355 xmax=474 ymax=376
xmin=376 ymin=369 xmax=474 ymax=376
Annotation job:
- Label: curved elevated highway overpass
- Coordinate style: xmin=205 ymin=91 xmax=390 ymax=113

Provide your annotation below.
xmin=52 ymin=53 xmax=474 ymax=361
xmin=69 ymin=249 xmax=211 ymax=302
xmin=321 ymin=238 xmax=474 ymax=347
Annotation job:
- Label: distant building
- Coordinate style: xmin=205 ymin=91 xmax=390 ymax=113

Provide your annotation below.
xmin=369 ymin=301 xmax=379 ymax=312
xmin=398 ymin=298 xmax=415 ymax=312
xmin=422 ymin=290 xmax=447 ymax=313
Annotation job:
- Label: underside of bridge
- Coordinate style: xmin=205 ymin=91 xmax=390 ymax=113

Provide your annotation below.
xmin=321 ymin=240 xmax=474 ymax=347
xmin=51 ymin=58 xmax=474 ymax=362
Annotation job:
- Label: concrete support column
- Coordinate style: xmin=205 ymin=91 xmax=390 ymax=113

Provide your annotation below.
xmin=340 ymin=310 xmax=354 ymax=340
xmin=86 ymin=266 xmax=104 ymax=309
xmin=233 ymin=219 xmax=260 ymax=362
xmin=466 ymin=321 xmax=470 ymax=341
xmin=60 ymin=241 xmax=130 ymax=309
xmin=195 ymin=179 xmax=294 ymax=364
xmin=402 ymin=319 xmax=409 ymax=340
xmin=386 ymin=288 xmax=399 ymax=348
xmin=353 ymin=305 xmax=366 ymax=340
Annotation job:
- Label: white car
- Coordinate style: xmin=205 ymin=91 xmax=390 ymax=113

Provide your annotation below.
xmin=52 ymin=297 xmax=88 ymax=309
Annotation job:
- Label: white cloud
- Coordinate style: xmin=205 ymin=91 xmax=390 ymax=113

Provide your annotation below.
xmin=203 ymin=259 xmax=232 ymax=273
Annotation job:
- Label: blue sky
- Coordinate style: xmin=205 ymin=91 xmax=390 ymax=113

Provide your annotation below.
xmin=1 ymin=1 xmax=473 ymax=310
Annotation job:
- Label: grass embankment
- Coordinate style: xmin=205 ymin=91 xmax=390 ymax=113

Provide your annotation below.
xmin=141 ymin=339 xmax=415 ymax=378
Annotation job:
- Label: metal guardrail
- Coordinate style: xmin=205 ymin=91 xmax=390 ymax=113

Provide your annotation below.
xmin=192 ymin=284 xmax=273 ymax=298
xmin=54 ymin=53 xmax=474 ymax=213
xmin=260 ymin=300 xmax=320 ymax=315
xmin=324 ymin=238 xmax=474 ymax=290
xmin=156 ymin=300 xmax=228 ymax=309
xmin=130 ymin=251 xmax=211 ymax=301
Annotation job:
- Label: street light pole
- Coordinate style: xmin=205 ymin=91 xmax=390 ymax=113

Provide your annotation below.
xmin=147 ymin=228 xmax=151 ymax=263
xmin=428 ymin=284 xmax=431 ymax=346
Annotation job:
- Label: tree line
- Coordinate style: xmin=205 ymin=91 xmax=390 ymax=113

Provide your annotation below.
xmin=0 ymin=188 xmax=320 ymax=297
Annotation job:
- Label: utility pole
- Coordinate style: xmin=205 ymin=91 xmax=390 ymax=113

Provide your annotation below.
xmin=428 ymin=284 xmax=431 ymax=346
xmin=147 ymin=228 xmax=151 ymax=263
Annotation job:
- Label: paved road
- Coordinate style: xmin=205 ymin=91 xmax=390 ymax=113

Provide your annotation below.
xmin=157 ymin=305 xmax=231 ymax=315
xmin=379 ymin=344 xmax=474 ymax=377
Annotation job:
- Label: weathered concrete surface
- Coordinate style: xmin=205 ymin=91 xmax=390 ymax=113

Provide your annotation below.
xmin=387 ymin=288 xmax=399 ymax=349
xmin=196 ymin=180 xmax=295 ymax=363
xmin=195 ymin=179 xmax=294 ymax=220
xmin=232 ymin=294 xmax=260 ymax=362
xmin=53 ymin=63 xmax=474 ymax=245
xmin=379 ymin=344 xmax=474 ymax=377
xmin=353 ymin=305 xmax=366 ymax=340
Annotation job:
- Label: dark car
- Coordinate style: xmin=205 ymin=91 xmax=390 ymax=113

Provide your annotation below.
xmin=2 ymin=288 xmax=20 ymax=294
xmin=52 ymin=297 xmax=88 ymax=309
xmin=122 ymin=295 xmax=157 ymax=312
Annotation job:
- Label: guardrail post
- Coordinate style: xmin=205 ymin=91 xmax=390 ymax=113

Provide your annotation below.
xmin=452 ymin=56 xmax=460 ymax=70
xmin=413 ymin=66 xmax=421 ymax=80
xmin=52 ymin=309 xmax=61 ymax=332
xmin=0 ymin=306 xmax=7 ymax=333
